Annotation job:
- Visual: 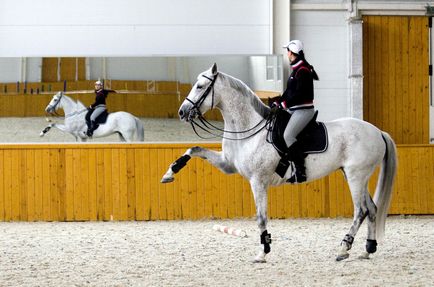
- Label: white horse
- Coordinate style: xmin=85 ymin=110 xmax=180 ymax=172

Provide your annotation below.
xmin=161 ymin=64 xmax=397 ymax=263
xmin=42 ymin=92 xmax=144 ymax=142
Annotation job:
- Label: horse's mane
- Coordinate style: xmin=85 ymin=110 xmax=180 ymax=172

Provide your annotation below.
xmin=76 ymin=99 xmax=86 ymax=109
xmin=60 ymin=93 xmax=86 ymax=110
xmin=219 ymin=72 xmax=270 ymax=118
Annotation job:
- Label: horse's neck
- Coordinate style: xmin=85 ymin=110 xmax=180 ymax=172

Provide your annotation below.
xmin=62 ymin=96 xmax=82 ymax=115
xmin=218 ymin=88 xmax=263 ymax=132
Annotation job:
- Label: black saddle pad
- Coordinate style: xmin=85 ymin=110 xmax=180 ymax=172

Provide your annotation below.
xmin=86 ymin=110 xmax=109 ymax=129
xmin=268 ymin=109 xmax=328 ymax=157
xmin=95 ymin=110 xmax=109 ymax=125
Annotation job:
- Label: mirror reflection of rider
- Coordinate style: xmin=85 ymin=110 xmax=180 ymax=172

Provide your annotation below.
xmin=86 ymin=80 xmax=116 ymax=137
xmin=274 ymin=40 xmax=319 ymax=182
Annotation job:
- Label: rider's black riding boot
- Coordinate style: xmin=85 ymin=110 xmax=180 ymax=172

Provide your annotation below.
xmin=86 ymin=121 xmax=96 ymax=137
xmin=286 ymin=141 xmax=307 ymax=183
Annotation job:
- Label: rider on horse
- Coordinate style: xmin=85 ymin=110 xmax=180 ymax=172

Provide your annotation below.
xmin=86 ymin=80 xmax=116 ymax=137
xmin=274 ymin=40 xmax=319 ymax=182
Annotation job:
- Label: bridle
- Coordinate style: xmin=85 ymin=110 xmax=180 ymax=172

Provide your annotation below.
xmin=186 ymin=73 xmax=271 ymax=141
xmin=184 ymin=74 xmax=217 ymax=121
xmin=46 ymin=92 xmax=87 ymax=118
xmin=46 ymin=92 xmax=64 ymax=117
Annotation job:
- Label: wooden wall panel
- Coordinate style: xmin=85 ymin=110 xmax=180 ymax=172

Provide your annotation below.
xmin=363 ymin=16 xmax=430 ymax=144
xmin=0 ymin=143 xmax=432 ymax=221
xmin=42 ymin=58 xmax=59 ymax=82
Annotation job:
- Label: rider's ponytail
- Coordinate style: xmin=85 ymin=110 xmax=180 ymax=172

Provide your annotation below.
xmin=298 ymin=50 xmax=319 ymax=81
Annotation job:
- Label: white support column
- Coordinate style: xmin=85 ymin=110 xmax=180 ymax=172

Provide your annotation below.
xmin=102 ymin=57 xmax=107 ymax=80
xmin=85 ymin=57 xmax=91 ymax=80
xmin=57 ymin=57 xmax=61 ymax=82
xmin=20 ymin=57 xmax=27 ymax=83
xmin=75 ymin=58 xmax=79 ymax=81
xmin=38 ymin=57 xmax=42 ymax=82
xmin=348 ymin=1 xmax=363 ymax=119
xmin=273 ymin=0 xmax=290 ymax=91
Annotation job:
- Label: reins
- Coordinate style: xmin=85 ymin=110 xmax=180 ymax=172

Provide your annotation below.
xmin=189 ymin=114 xmax=272 ymax=141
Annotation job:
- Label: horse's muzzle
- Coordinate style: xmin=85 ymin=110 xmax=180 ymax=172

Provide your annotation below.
xmin=45 ymin=106 xmax=54 ymax=114
xmin=179 ymin=105 xmax=197 ymax=122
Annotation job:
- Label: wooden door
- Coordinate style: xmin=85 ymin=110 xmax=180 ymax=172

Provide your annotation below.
xmin=60 ymin=58 xmax=86 ymax=81
xmin=41 ymin=58 xmax=59 ymax=82
xmin=42 ymin=57 xmax=86 ymax=82
xmin=363 ymin=16 xmax=430 ymax=144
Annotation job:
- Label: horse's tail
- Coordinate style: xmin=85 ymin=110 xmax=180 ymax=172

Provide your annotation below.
xmin=135 ymin=117 xmax=145 ymax=141
xmin=373 ymin=131 xmax=397 ymax=241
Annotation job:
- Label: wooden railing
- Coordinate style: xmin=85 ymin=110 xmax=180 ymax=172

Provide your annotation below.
xmin=0 ymin=143 xmax=432 ymax=221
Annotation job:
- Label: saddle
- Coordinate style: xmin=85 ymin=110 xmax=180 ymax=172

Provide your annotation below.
xmin=267 ymin=108 xmax=328 ymax=181
xmin=85 ymin=110 xmax=109 ymax=131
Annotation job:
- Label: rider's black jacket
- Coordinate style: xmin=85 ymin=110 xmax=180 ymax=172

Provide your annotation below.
xmin=90 ymin=89 xmax=115 ymax=109
xmin=280 ymin=59 xmax=314 ymax=111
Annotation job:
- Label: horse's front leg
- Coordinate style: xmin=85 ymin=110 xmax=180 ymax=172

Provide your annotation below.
xmin=161 ymin=146 xmax=236 ymax=183
xmin=39 ymin=124 xmax=53 ymax=137
xmin=250 ymin=178 xmax=271 ymax=263
xmin=40 ymin=123 xmax=69 ymax=137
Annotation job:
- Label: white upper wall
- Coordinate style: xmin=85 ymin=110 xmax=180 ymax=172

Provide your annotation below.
xmin=0 ymin=58 xmax=21 ymax=82
xmin=290 ymin=10 xmax=349 ymax=121
xmin=0 ymin=0 xmax=272 ymax=57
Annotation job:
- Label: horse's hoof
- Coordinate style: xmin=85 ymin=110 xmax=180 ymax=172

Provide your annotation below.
xmin=160 ymin=176 xmax=174 ymax=183
xmin=253 ymin=251 xmax=266 ymax=263
xmin=336 ymin=253 xmax=350 ymax=261
xmin=358 ymin=252 xmax=370 ymax=260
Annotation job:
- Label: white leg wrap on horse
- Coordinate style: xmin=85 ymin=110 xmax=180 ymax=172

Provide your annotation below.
xmin=161 ymin=168 xmax=175 ymax=183
xmin=358 ymin=251 xmax=370 ymax=259
xmin=254 ymin=250 xmax=267 ymax=263
xmin=336 ymin=245 xmax=350 ymax=261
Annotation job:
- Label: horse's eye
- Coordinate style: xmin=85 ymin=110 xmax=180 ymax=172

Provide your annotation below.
xmin=196 ymin=85 xmax=202 ymax=89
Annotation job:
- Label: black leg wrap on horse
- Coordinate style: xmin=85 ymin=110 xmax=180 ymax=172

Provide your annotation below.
xmin=42 ymin=126 xmax=51 ymax=134
xmin=342 ymin=234 xmax=354 ymax=249
xmin=366 ymin=239 xmax=377 ymax=254
xmin=260 ymin=230 xmax=272 ymax=254
xmin=171 ymin=155 xmax=191 ymax=173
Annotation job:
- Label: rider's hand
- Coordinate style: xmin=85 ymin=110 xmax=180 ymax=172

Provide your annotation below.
xmin=270 ymin=102 xmax=280 ymax=114
xmin=271 ymin=101 xmax=279 ymax=108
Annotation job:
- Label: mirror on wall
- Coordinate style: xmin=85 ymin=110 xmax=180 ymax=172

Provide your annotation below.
xmin=0 ymin=55 xmax=283 ymax=143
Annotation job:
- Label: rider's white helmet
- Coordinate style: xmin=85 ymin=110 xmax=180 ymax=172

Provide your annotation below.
xmin=283 ymin=40 xmax=303 ymax=54
xmin=95 ymin=80 xmax=103 ymax=86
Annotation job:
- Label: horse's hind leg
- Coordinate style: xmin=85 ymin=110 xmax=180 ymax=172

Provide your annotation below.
xmin=337 ymin=177 xmax=370 ymax=261
xmin=117 ymin=132 xmax=127 ymax=142
xmin=360 ymin=192 xmax=378 ymax=259
xmin=161 ymin=146 xmax=236 ymax=183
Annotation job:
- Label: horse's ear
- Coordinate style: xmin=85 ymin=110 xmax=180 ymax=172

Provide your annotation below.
xmin=211 ymin=63 xmax=218 ymax=75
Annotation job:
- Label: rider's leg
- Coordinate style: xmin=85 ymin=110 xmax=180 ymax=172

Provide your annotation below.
xmin=88 ymin=105 xmax=106 ymax=136
xmin=85 ymin=109 xmax=93 ymax=132
xmin=282 ymin=108 xmax=315 ymax=181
